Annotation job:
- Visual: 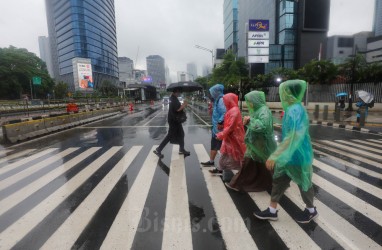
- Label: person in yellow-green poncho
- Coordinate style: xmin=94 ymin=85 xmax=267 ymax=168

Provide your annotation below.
xmin=225 ymin=90 xmax=276 ymax=192
xmin=254 ymin=80 xmax=318 ymax=224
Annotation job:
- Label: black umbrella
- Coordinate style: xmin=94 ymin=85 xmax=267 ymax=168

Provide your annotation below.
xmin=167 ymin=81 xmax=203 ymax=92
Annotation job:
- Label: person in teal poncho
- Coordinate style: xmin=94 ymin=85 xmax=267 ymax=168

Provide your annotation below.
xmin=254 ymin=80 xmax=318 ymax=224
xmin=225 ymin=91 xmax=276 ymax=192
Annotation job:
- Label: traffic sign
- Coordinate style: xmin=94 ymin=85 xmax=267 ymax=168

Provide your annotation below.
xmin=32 ymin=76 xmax=42 ymax=85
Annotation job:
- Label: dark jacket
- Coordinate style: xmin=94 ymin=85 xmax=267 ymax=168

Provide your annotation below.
xmin=168 ymin=94 xmax=184 ymax=144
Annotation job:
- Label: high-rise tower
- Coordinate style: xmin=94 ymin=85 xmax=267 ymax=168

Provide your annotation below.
xmin=374 ymin=0 xmax=382 ymax=36
xmin=146 ymin=55 xmax=165 ymax=87
xmin=45 ymin=0 xmax=119 ymax=91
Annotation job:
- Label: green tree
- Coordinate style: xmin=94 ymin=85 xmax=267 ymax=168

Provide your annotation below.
xmin=210 ymin=50 xmax=248 ymax=91
xmin=0 ymin=46 xmax=54 ymax=99
xmin=194 ymin=76 xmax=208 ymax=90
xmin=338 ymin=54 xmax=367 ymax=83
xmin=298 ymin=60 xmax=338 ymax=84
xmin=54 ymin=81 xmax=69 ymax=99
xmin=98 ymin=80 xmax=118 ymax=97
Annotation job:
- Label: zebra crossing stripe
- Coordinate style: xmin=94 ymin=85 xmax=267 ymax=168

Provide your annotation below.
xmin=161 ymin=145 xmax=193 ymax=250
xmin=313 ymin=148 xmax=382 ymax=180
xmin=313 ymin=159 xmax=382 ymax=199
xmin=0 ymin=149 xmax=31 ymax=162
xmin=0 ymin=148 xmax=57 ymax=175
xmin=100 ymin=146 xmax=158 ymax=250
xmin=194 ymin=144 xmax=258 ymax=250
xmin=0 ymin=147 xmax=121 ymax=250
xmin=353 ymin=139 xmax=382 ymax=148
xmin=367 ymin=139 xmax=382 ymax=144
xmin=0 ymin=147 xmax=79 ymax=191
xmin=41 ymin=146 xmax=143 ymax=250
xmin=335 ymin=140 xmax=382 ymax=154
xmin=0 ymin=147 xmax=101 ymax=216
xmin=313 ymin=142 xmax=382 ymax=170
xmin=286 ymin=183 xmax=381 ymax=250
xmin=312 ymin=174 xmax=382 ymax=227
xmin=248 ymin=191 xmax=320 ymax=249
xmin=318 ymin=140 xmax=382 ymax=163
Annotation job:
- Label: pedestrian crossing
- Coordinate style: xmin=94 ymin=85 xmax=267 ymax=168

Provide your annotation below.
xmin=0 ymin=137 xmax=381 ymax=249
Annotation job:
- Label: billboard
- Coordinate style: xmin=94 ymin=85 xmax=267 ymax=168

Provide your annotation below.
xmin=249 ymin=20 xmax=269 ymax=31
xmin=77 ymin=63 xmax=94 ymax=89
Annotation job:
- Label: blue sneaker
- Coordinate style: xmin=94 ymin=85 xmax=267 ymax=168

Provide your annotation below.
xmin=296 ymin=207 xmax=318 ymax=224
xmin=254 ymin=208 xmax=278 ymax=221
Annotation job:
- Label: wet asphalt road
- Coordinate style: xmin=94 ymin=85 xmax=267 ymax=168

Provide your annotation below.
xmin=0 ymin=103 xmax=381 ymax=250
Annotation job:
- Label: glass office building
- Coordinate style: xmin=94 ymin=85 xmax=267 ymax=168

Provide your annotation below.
xmin=45 ymin=0 xmax=119 ymax=91
xmin=224 ymin=0 xmax=239 ymax=54
xmin=374 ymin=0 xmax=382 ymax=36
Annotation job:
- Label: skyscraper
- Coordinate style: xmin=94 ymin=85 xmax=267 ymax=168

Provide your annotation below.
xmin=38 ymin=36 xmax=54 ymax=78
xmin=45 ymin=0 xmax=119 ymax=91
xmin=224 ymin=0 xmax=239 ymax=54
xmin=118 ymin=57 xmax=134 ymax=87
xmin=186 ymin=63 xmax=197 ymax=80
xmin=146 ymin=55 xmax=165 ymax=87
xmin=374 ymin=0 xmax=382 ymax=36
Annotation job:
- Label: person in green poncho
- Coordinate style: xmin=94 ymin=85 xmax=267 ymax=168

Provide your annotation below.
xmin=254 ymin=80 xmax=318 ymax=224
xmin=225 ymin=90 xmax=276 ymax=192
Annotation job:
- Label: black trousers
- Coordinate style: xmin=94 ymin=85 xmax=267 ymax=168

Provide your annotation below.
xmin=157 ymin=124 xmax=185 ymax=152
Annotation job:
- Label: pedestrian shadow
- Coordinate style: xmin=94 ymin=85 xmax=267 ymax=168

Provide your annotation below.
xmin=158 ymin=159 xmax=170 ymax=176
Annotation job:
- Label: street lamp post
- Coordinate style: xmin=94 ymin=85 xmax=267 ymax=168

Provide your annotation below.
xmin=195 ymin=45 xmax=214 ymax=72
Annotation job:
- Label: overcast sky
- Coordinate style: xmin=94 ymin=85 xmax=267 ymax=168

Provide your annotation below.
xmin=0 ymin=0 xmax=375 ymax=82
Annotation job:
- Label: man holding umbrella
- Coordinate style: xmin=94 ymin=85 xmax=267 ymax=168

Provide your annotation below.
xmin=153 ymin=87 xmax=190 ymax=158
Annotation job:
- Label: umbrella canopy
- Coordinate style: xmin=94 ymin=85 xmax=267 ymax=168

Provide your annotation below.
xmin=357 ymin=90 xmax=374 ymax=104
xmin=167 ymin=81 xmax=203 ymax=92
xmin=336 ymin=92 xmax=348 ymax=97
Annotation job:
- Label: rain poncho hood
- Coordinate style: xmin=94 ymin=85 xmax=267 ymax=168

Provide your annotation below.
xmin=244 ymin=91 xmax=276 ymax=162
xmin=216 ymin=93 xmax=246 ymax=164
xmin=269 ymin=80 xmax=313 ymax=191
xmin=209 ymin=84 xmax=226 ymax=136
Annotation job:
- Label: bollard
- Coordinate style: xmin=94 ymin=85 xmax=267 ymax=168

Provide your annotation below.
xmin=314 ymin=105 xmax=319 ymax=120
xmin=359 ymin=106 xmax=366 ymax=127
xmin=323 ymin=105 xmax=328 ymax=120
xmin=334 ymin=104 xmax=340 ymax=122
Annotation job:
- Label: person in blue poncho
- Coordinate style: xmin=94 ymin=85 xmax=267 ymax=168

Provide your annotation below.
xmin=254 ymin=80 xmax=318 ymax=224
xmin=201 ymin=84 xmax=226 ymax=169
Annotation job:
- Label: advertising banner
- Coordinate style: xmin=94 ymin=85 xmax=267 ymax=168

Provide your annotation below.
xmin=248 ymin=32 xmax=269 ymax=40
xmin=248 ymin=48 xmax=269 ymax=55
xmin=249 ymin=19 xmax=269 ymax=31
xmin=248 ymin=40 xmax=269 ymax=48
xmin=248 ymin=56 xmax=269 ymax=63
xmin=77 ymin=63 xmax=94 ymax=89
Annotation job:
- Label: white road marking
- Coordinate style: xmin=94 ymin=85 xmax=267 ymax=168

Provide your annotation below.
xmin=161 ymin=145 xmax=193 ymax=250
xmin=313 ymin=147 xmax=382 ymax=180
xmin=313 ymin=159 xmax=382 ymax=199
xmin=100 ymin=146 xmax=158 ymax=250
xmin=312 ymin=174 xmax=382 ymax=227
xmin=0 ymin=147 xmax=79 ymax=191
xmin=194 ymin=144 xmax=258 ymax=250
xmin=248 ymin=191 xmax=320 ymax=249
xmin=0 ymin=147 xmax=101 ymax=216
xmin=0 ymin=148 xmax=57 ymax=175
xmin=313 ymin=141 xmax=382 ymax=170
xmin=286 ymin=183 xmax=381 ymax=250
xmin=0 ymin=147 xmax=121 ymax=250
xmin=41 ymin=146 xmax=142 ymax=249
